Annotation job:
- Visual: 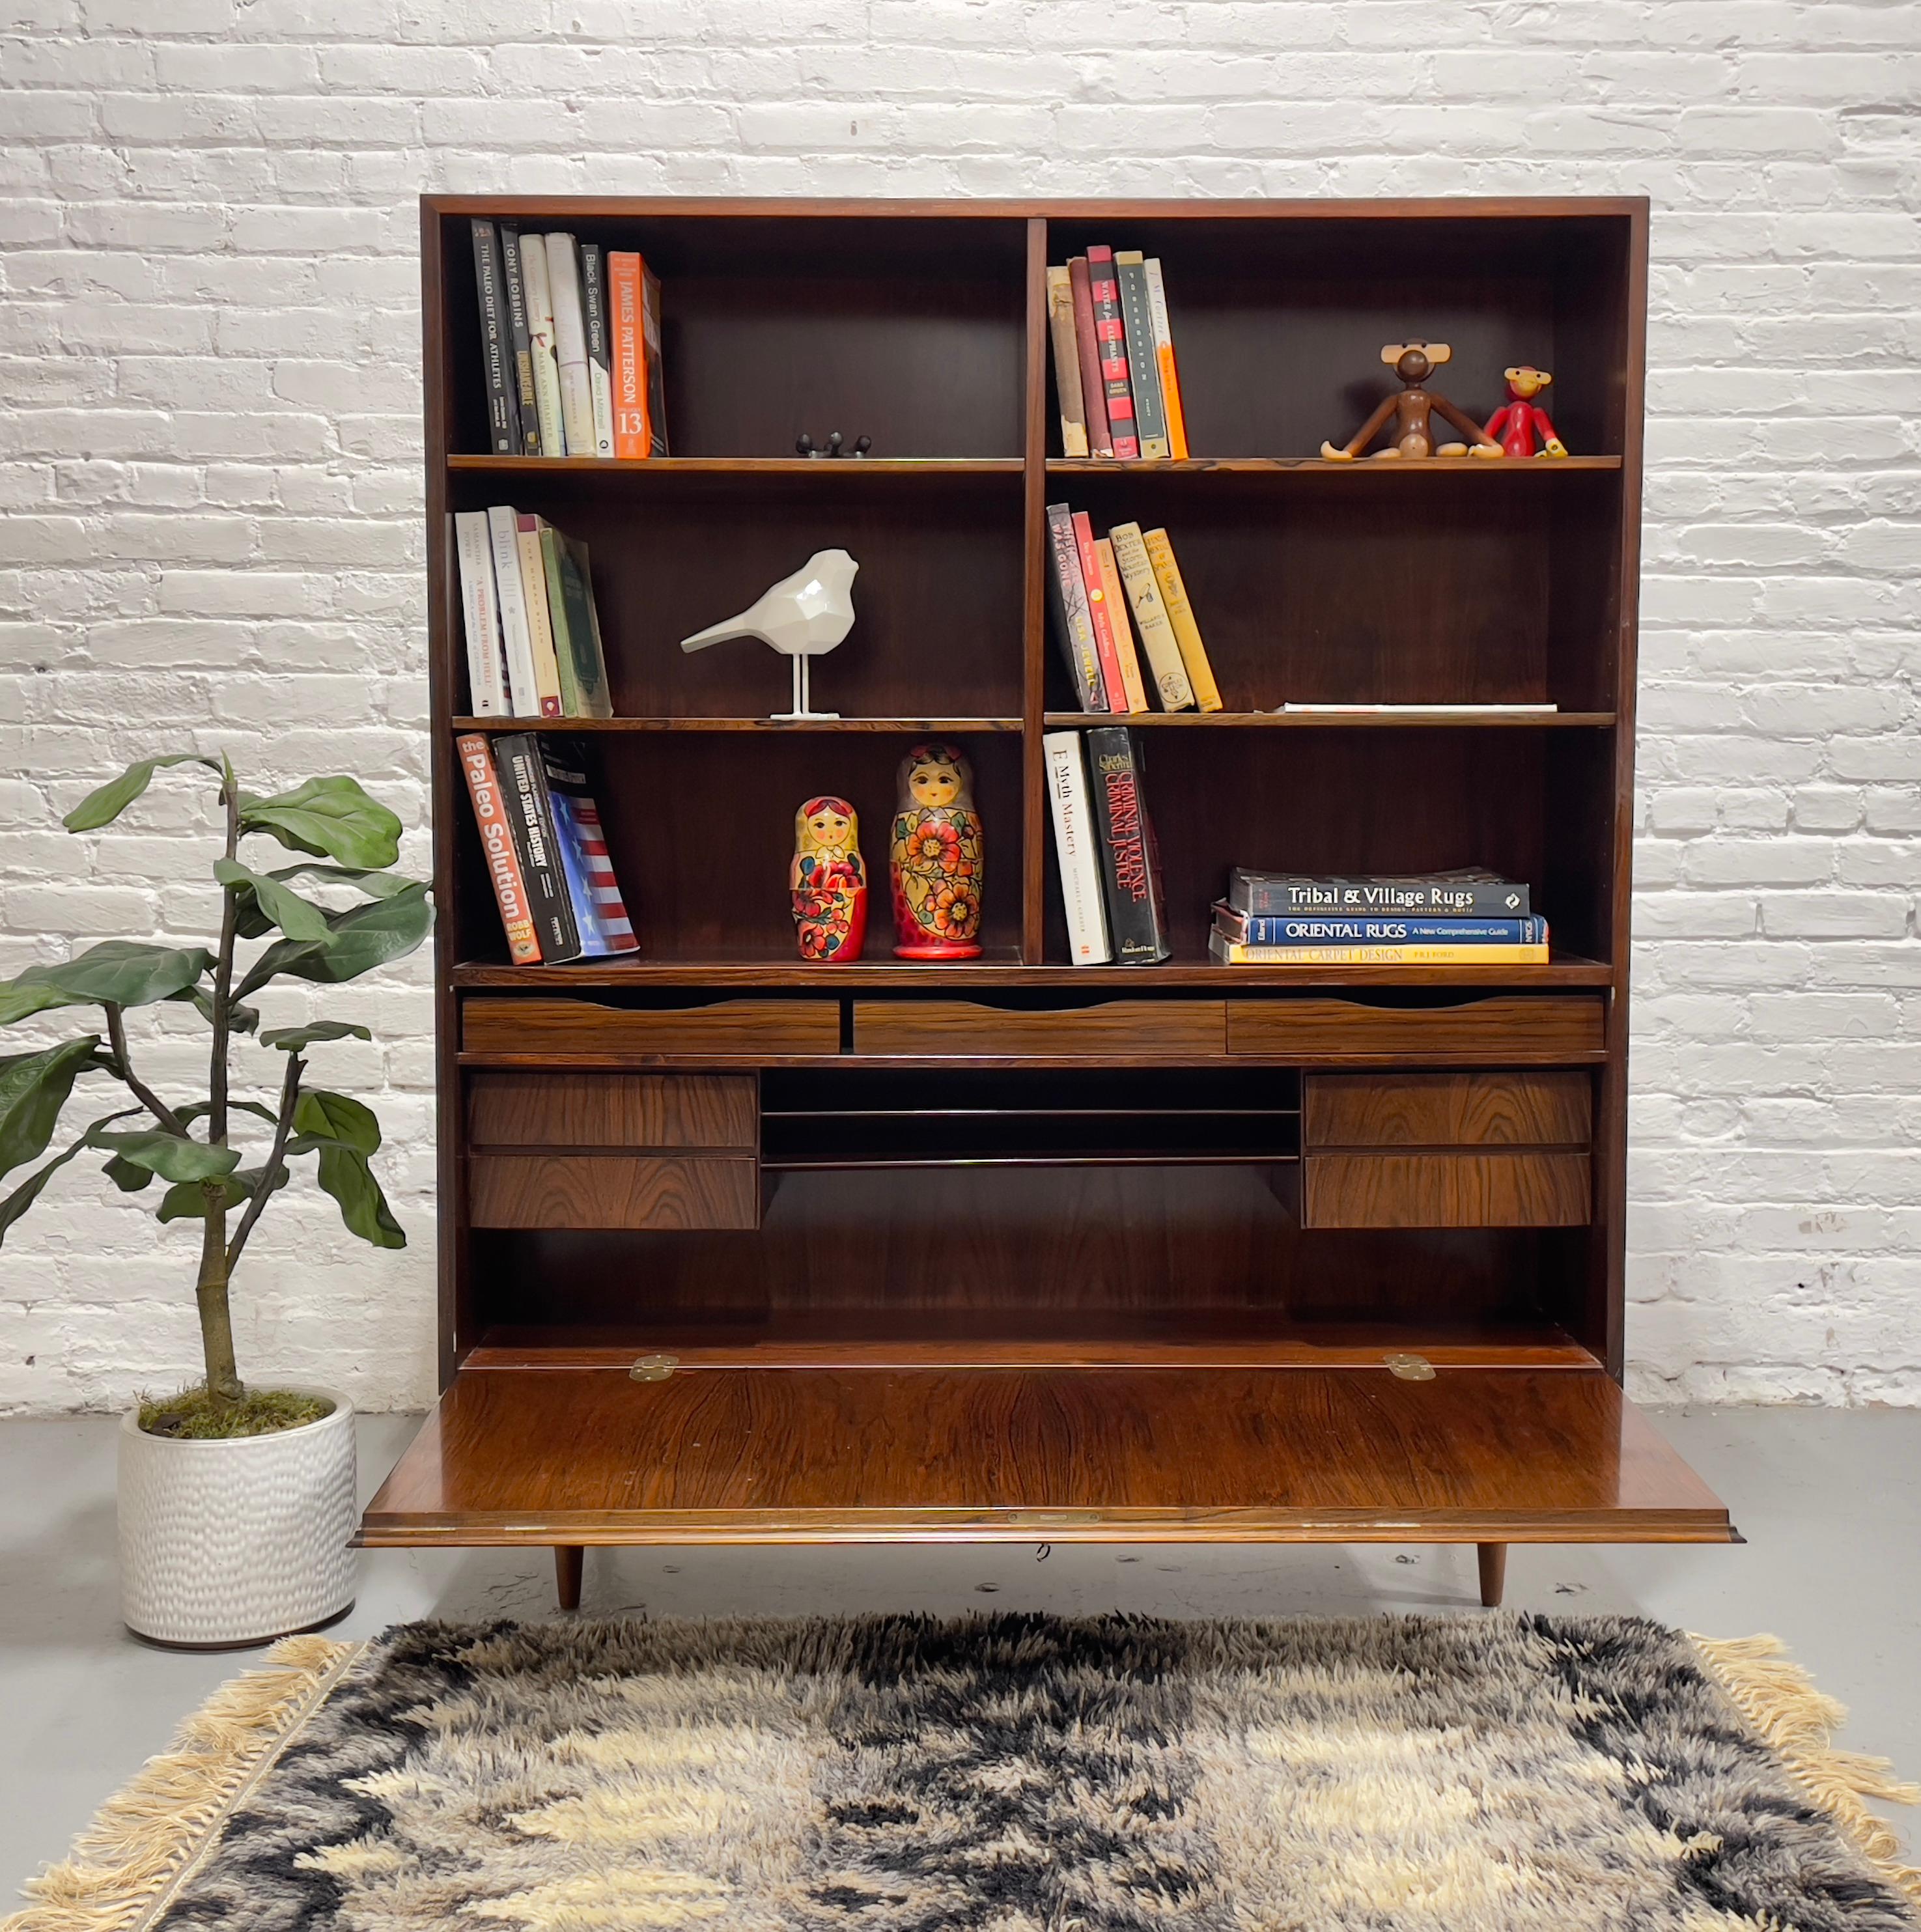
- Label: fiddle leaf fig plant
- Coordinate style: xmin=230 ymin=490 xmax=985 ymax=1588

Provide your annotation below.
xmin=0 ymin=753 xmax=432 ymax=1418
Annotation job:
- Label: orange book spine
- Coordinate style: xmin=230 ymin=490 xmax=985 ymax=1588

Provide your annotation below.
xmin=1071 ymin=511 xmax=1129 ymax=710
xmin=1157 ymin=344 xmax=1188 ymax=459
xmin=608 ymin=252 xmax=650 ymax=459
xmin=458 ymin=732 xmax=541 ymax=964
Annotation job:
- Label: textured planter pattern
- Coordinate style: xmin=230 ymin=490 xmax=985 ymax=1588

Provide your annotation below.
xmin=118 ymin=1391 xmax=356 ymax=1645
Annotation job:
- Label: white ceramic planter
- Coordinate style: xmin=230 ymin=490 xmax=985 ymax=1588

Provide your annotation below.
xmin=118 ymin=1388 xmax=356 ymax=1647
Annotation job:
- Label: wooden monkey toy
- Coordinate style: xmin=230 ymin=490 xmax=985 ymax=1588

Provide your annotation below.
xmin=1485 ymin=365 xmax=1568 ymax=458
xmin=1321 ymin=341 xmax=1503 ymax=461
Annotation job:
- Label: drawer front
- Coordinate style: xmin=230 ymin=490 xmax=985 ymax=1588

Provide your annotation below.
xmin=1304 ymin=1151 xmax=1591 ymax=1229
xmin=470 ymin=1153 xmax=759 ymax=1230
xmin=464 ymin=998 xmax=840 ymax=1059
xmin=852 ymin=1000 xmax=1226 ymax=1059
xmin=1229 ymin=996 xmax=1604 ymax=1063
xmin=1304 ymin=1072 xmax=1591 ymax=1150
xmin=468 ymin=1072 xmax=756 ymax=1150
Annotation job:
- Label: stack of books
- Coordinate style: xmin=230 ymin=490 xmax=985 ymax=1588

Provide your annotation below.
xmin=455 ymin=505 xmax=612 ymax=719
xmin=1043 ymin=726 xmax=1171 ymax=966
xmin=469 ymin=219 xmax=667 ymax=459
xmin=458 ymin=733 xmax=639 ymax=964
xmin=1210 ymin=869 xmax=1547 ymax=966
xmin=1045 ymin=247 xmax=1186 ymax=460
xmin=1045 ymin=505 xmax=1222 ymax=714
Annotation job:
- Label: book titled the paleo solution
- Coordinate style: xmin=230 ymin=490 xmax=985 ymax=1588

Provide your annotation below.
xmin=1227 ymin=867 xmax=1531 ymax=919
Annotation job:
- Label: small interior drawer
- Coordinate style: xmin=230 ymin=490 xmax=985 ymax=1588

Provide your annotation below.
xmin=469 ymin=1153 xmax=759 ymax=1230
xmin=463 ymin=998 xmax=840 ymax=1060
xmin=1304 ymin=1072 xmax=1590 ymax=1149
xmin=1303 ymin=1151 xmax=1591 ymax=1228
xmin=852 ymin=1000 xmax=1226 ymax=1059
xmin=468 ymin=1072 xmax=756 ymax=1150
xmin=1229 ymin=996 xmax=1605 ymax=1063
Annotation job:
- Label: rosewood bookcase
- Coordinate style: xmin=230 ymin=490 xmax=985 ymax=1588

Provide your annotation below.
xmin=362 ymin=196 xmax=1733 ymax=1609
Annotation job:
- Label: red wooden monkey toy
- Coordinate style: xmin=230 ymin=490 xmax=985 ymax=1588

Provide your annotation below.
xmin=1485 ymin=365 xmax=1568 ymax=458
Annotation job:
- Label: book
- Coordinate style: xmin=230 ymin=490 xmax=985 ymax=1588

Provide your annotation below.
xmin=1214 ymin=906 xmax=1549 ymax=947
xmin=578 ymin=242 xmax=617 ymax=458
xmin=518 ymin=229 xmax=567 ymax=456
xmin=1092 ymin=537 xmax=1149 ymax=714
xmin=468 ymin=220 xmax=520 ymax=455
xmin=453 ymin=509 xmax=509 ymax=716
xmin=1045 ymin=266 xmax=1089 ymax=458
xmin=1086 ymin=726 xmax=1170 ymax=963
xmin=1140 ymin=527 xmax=1223 ymax=711
xmin=514 ymin=512 xmax=565 ymax=718
xmin=1043 ymin=502 xmax=1107 ymax=712
xmin=1209 ymin=934 xmax=1550 ymax=966
xmin=1114 ymin=251 xmax=1169 ymax=460
xmin=495 ymin=731 xmax=580 ymax=961
xmin=1227 ymin=868 xmax=1532 ymax=917
xmin=497 ymin=226 xmax=541 ymax=455
xmin=539 ymin=738 xmax=638 ymax=955
xmin=1066 ymin=257 xmax=1112 ymax=457
xmin=1143 ymin=259 xmax=1188 ymax=459
xmin=544 ymin=231 xmax=596 ymax=458
xmin=1043 ymin=731 xmax=1111 ymax=964
xmin=485 ymin=505 xmax=540 ymax=715
xmin=1071 ymin=511 xmax=1130 ymax=714
xmin=1107 ymin=521 xmax=1195 ymax=711
xmin=456 ymin=733 xmax=540 ymax=963
xmin=609 ymin=251 xmax=667 ymax=458
xmin=1084 ymin=247 xmax=1139 ymax=460
xmin=537 ymin=525 xmax=582 ymax=716
xmin=544 ymin=529 xmax=614 ymax=719
xmin=638 ymin=256 xmax=668 ymax=456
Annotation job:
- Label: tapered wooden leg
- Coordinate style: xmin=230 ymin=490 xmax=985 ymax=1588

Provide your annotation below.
xmin=554 ymin=1545 xmax=583 ymax=1612
xmin=1476 ymin=1541 xmax=1507 ymax=1608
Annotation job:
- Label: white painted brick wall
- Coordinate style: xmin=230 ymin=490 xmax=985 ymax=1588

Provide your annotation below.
xmin=1 ymin=0 xmax=1916 ymax=1415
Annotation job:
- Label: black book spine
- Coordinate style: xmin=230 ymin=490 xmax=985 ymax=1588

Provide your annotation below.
xmin=470 ymin=219 xmax=519 ymax=455
xmin=498 ymin=225 xmax=541 ymax=455
xmin=496 ymin=731 xmax=580 ymax=961
xmin=1087 ymin=726 xmax=1170 ymax=963
xmin=1043 ymin=501 xmax=1108 ymax=712
xmin=580 ymin=242 xmax=611 ymax=408
xmin=1230 ymin=875 xmax=1531 ymax=917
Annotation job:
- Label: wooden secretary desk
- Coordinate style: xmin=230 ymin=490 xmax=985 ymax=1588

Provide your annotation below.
xmin=361 ymin=196 xmax=1734 ymax=1610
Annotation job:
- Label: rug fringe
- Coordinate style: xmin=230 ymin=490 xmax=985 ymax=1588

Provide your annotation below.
xmin=1 ymin=1634 xmax=358 ymax=1932
xmin=1693 ymin=1632 xmax=1921 ymax=1910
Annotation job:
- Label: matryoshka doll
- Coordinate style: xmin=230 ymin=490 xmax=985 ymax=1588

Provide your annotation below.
xmin=890 ymin=740 xmax=984 ymax=959
xmin=791 ymin=794 xmax=867 ymax=962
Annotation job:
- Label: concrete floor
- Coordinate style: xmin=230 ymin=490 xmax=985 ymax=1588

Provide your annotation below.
xmin=3 ymin=1405 xmax=1918 ymax=1905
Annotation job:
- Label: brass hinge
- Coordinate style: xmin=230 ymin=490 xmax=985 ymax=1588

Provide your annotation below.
xmin=1384 ymin=1352 xmax=1436 ymax=1382
xmin=630 ymin=1353 xmax=679 ymax=1382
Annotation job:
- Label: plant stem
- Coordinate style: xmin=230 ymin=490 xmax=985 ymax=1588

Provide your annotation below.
xmin=198 ymin=767 xmax=245 ymax=1408
xmin=195 ymin=1192 xmax=242 ymax=1404
xmin=102 ymin=1001 xmax=188 ymax=1138
xmin=226 ymin=1051 xmax=303 ymax=1276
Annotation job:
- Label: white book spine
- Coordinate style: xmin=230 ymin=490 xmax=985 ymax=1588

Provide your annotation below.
xmin=1043 ymin=731 xmax=1112 ymax=965
xmin=486 ymin=504 xmax=540 ymax=716
xmin=589 ymin=359 xmax=614 ymax=457
xmin=544 ymin=232 xmax=596 ymax=459
xmin=453 ymin=511 xmax=507 ymax=716
xmin=519 ymin=233 xmax=567 ymax=456
xmin=514 ymin=516 xmax=564 ymax=718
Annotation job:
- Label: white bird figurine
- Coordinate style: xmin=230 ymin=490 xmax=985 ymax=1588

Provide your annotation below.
xmin=679 ymin=548 xmax=859 ymax=720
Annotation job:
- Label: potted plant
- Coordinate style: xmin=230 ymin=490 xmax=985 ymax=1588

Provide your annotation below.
xmin=0 ymin=752 xmax=430 ymax=1645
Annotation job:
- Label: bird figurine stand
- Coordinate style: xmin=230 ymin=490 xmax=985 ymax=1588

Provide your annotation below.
xmin=679 ymin=548 xmax=859 ymax=720
xmin=1321 ymin=342 xmax=1503 ymax=461
xmin=1485 ymin=365 xmax=1569 ymax=458
xmin=890 ymin=740 xmax=984 ymax=959
xmin=791 ymin=794 xmax=867 ymax=962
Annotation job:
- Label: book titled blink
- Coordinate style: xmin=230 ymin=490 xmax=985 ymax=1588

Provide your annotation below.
xmin=538 ymin=738 xmax=638 ymax=955
xmin=1228 ymin=867 xmax=1530 ymax=918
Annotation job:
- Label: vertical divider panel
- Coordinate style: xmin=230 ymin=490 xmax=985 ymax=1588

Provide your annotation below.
xmin=1020 ymin=217 xmax=1050 ymax=961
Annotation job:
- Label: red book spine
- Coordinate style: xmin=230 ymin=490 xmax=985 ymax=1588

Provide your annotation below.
xmin=457 ymin=733 xmax=541 ymax=964
xmin=1085 ymin=247 xmax=1138 ymax=460
xmin=1067 ymin=257 xmax=1113 ymax=457
xmin=1071 ymin=510 xmax=1129 ymax=709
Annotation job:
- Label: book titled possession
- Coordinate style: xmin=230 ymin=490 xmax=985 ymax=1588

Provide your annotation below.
xmin=1087 ymin=726 xmax=1170 ymax=963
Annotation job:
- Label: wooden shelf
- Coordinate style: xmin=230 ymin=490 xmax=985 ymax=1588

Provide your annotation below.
xmin=451 ymin=716 xmax=1020 ymax=733
xmin=1045 ymin=455 xmax=1624 ymax=474
xmin=1043 ymin=710 xmax=1616 ymax=729
xmin=449 ymin=455 xmax=1022 ymax=475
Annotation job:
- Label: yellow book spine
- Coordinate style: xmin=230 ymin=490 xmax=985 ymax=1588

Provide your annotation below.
xmin=1108 ymin=522 xmax=1195 ymax=711
xmin=1093 ymin=538 xmax=1150 ymax=713
xmin=1142 ymin=527 xmax=1222 ymax=712
xmin=514 ymin=522 xmax=564 ymax=716
xmin=1213 ymin=941 xmax=1550 ymax=966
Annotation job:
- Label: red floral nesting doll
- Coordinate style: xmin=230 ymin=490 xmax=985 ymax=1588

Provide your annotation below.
xmin=890 ymin=740 xmax=983 ymax=959
xmin=791 ymin=794 xmax=867 ymax=962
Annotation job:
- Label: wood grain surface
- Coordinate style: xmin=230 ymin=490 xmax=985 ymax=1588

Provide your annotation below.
xmin=1227 ymin=996 xmax=1605 ymax=1062
xmin=1303 ymin=1072 xmax=1591 ymax=1149
xmin=469 ymin=1154 xmax=759 ymax=1229
xmin=1304 ymin=1151 xmax=1591 ymax=1228
xmin=852 ymin=999 xmax=1227 ymax=1058
xmin=462 ymin=998 xmax=841 ymax=1059
xmin=468 ymin=1072 xmax=757 ymax=1149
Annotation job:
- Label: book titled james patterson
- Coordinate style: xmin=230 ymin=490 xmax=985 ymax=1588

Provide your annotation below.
xmin=1227 ymin=867 xmax=1532 ymax=918
xmin=1087 ymin=725 xmax=1170 ymax=963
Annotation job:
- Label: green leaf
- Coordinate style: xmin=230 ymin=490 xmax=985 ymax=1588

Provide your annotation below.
xmin=171 ymin=1100 xmax=277 ymax=1128
xmin=260 ymin=1020 xmax=372 ymax=1052
xmin=240 ymin=776 xmax=402 ymax=868
xmin=85 ymin=1126 xmax=240 ymax=1184
xmin=0 ymin=942 xmax=213 ymax=1027
xmin=169 ymin=985 xmax=260 ymax=1034
xmin=234 ymin=882 xmax=431 ymax=999
xmin=104 ymin=1153 xmax=153 ymax=1192
xmin=309 ymin=1141 xmax=406 ymax=1248
xmin=156 ymin=1164 xmax=290 ymax=1223
xmin=0 ymin=1108 xmax=140 ymax=1244
xmin=290 ymin=1087 xmax=380 ymax=1156
xmin=0 ymin=1037 xmax=102 ymax=1179
xmin=212 ymin=858 xmax=331 ymax=942
xmin=62 ymin=753 xmax=221 ymax=832
xmin=268 ymin=863 xmax=415 ymax=900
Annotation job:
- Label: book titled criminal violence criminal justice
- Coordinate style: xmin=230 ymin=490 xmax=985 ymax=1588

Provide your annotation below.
xmin=1087 ymin=725 xmax=1170 ymax=963
xmin=1227 ymin=868 xmax=1532 ymax=917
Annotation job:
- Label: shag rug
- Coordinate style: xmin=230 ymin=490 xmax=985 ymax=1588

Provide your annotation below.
xmin=9 ymin=1615 xmax=1918 ymax=1932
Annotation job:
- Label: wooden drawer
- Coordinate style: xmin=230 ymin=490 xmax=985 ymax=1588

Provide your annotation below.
xmin=1304 ymin=1072 xmax=1590 ymax=1150
xmin=1229 ymin=996 xmax=1605 ymax=1063
xmin=469 ymin=1153 xmax=759 ymax=1230
xmin=468 ymin=1072 xmax=756 ymax=1150
xmin=463 ymin=998 xmax=839 ymax=1060
xmin=1304 ymin=1151 xmax=1591 ymax=1229
xmin=852 ymin=999 xmax=1226 ymax=1059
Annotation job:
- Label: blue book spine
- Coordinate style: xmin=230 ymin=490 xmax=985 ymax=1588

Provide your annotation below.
xmin=1234 ymin=915 xmax=1546 ymax=945
xmin=545 ymin=788 xmax=613 ymax=956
